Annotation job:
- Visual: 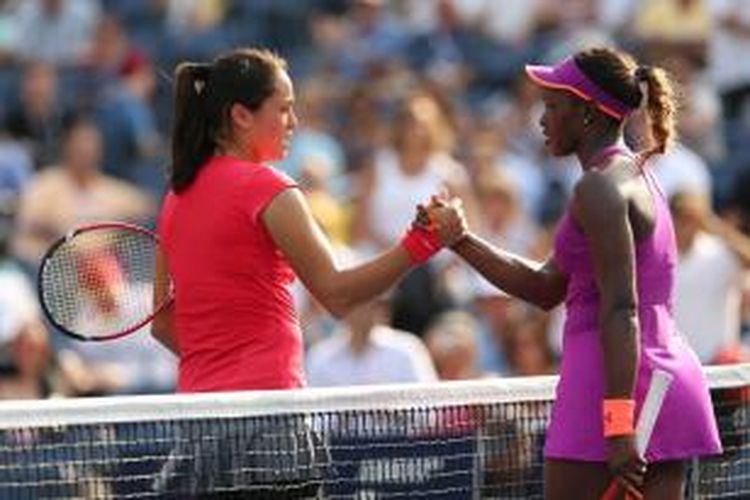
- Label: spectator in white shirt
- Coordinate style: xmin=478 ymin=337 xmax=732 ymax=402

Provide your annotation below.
xmin=425 ymin=310 xmax=486 ymax=380
xmin=671 ymin=190 xmax=750 ymax=364
xmin=306 ymin=297 xmax=438 ymax=387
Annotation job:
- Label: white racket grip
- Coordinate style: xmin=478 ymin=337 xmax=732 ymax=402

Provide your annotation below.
xmin=635 ymin=369 xmax=674 ymax=457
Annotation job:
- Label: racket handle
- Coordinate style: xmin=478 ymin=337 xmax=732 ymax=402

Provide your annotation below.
xmin=601 ymin=480 xmax=643 ymax=500
xmin=601 ymin=480 xmax=620 ymax=500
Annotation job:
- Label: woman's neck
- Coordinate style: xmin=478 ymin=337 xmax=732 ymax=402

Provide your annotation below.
xmin=215 ymin=140 xmax=257 ymax=163
xmin=576 ymin=127 xmax=624 ymax=171
xmin=348 ymin=326 xmax=373 ymax=357
xmin=398 ymin=147 xmax=430 ymax=175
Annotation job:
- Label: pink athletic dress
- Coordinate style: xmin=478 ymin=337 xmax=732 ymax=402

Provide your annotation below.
xmin=158 ymin=156 xmax=305 ymax=393
xmin=544 ymin=147 xmax=722 ymax=462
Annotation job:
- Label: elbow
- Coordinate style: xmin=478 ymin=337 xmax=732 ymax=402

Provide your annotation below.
xmin=599 ymin=301 xmax=639 ymax=333
xmin=312 ymin=281 xmax=355 ymax=319
xmin=151 ymin=323 xmax=169 ymax=343
xmin=315 ymin=286 xmax=354 ymax=319
xmin=151 ymin=312 xmax=172 ymax=343
xmin=320 ymin=297 xmax=352 ymax=320
xmin=534 ymin=274 xmax=567 ymax=311
xmin=536 ymin=286 xmax=566 ymax=311
xmin=538 ymin=297 xmax=562 ymax=312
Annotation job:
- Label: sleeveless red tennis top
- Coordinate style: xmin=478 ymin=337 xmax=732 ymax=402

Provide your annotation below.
xmin=158 ymin=156 xmax=304 ymax=392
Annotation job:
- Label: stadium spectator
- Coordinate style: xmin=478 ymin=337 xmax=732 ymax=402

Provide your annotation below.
xmin=11 ymin=117 xmax=155 ymax=270
xmin=671 ymin=189 xmax=750 ymax=364
xmin=424 ymin=310 xmax=485 ymax=380
xmin=306 ymin=296 xmax=437 ymax=387
xmin=707 ymin=0 xmax=750 ymax=126
xmin=8 ymin=0 xmax=101 ymax=66
xmin=0 ymin=136 xmax=33 ymax=199
xmin=502 ymin=303 xmax=558 ymax=376
xmin=0 ymin=194 xmax=59 ymax=399
xmin=630 ymin=0 xmax=710 ymax=62
xmin=279 ymin=77 xmax=347 ymax=196
xmin=3 ymin=61 xmax=69 ymax=170
xmin=95 ymin=50 xmax=164 ymax=192
xmin=348 ymin=88 xmax=477 ymax=336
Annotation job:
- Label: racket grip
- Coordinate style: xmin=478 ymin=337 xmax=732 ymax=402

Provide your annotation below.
xmin=601 ymin=480 xmax=642 ymax=500
xmin=601 ymin=481 xmax=619 ymax=500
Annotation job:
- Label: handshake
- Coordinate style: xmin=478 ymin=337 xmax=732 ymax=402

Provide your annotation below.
xmin=401 ymin=193 xmax=468 ymax=265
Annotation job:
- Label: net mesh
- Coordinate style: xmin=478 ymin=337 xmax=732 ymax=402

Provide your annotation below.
xmin=39 ymin=225 xmax=163 ymax=340
xmin=0 ymin=364 xmax=748 ymax=499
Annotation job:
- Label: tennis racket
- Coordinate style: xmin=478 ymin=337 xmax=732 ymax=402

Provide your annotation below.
xmin=37 ymin=222 xmax=172 ymax=341
xmin=601 ymin=369 xmax=674 ymax=500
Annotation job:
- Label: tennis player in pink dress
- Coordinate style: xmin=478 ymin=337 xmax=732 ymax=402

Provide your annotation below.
xmin=149 ymin=48 xmax=466 ymax=497
xmin=429 ymin=47 xmax=721 ymax=499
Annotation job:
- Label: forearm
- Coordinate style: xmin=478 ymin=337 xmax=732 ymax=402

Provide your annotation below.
xmin=721 ymin=15 xmax=750 ymax=37
xmin=452 ymin=233 xmax=564 ymax=309
xmin=707 ymin=216 xmax=750 ymax=266
xmin=317 ymin=245 xmax=413 ymax=318
xmin=151 ymin=303 xmax=179 ymax=356
xmin=600 ymin=307 xmax=640 ymax=399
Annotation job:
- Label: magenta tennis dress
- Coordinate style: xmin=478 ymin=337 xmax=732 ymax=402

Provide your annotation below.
xmin=544 ymin=149 xmax=722 ymax=462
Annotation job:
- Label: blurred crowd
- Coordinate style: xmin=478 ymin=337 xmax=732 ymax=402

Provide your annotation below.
xmin=0 ymin=0 xmax=749 ymax=400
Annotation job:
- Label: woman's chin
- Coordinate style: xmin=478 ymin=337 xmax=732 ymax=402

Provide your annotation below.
xmin=266 ymin=150 xmax=288 ymax=164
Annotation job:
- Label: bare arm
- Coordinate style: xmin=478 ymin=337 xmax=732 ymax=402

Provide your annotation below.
xmin=718 ymin=13 xmax=750 ymax=37
xmin=151 ymin=249 xmax=179 ymax=355
xmin=703 ymin=214 xmax=750 ymax=267
xmin=264 ymin=189 xmax=416 ymax=318
xmin=573 ymin=173 xmax=639 ymax=400
xmin=450 ymin=233 xmax=568 ymax=310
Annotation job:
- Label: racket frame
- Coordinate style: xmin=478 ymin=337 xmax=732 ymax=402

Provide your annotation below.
xmin=37 ymin=221 xmax=173 ymax=342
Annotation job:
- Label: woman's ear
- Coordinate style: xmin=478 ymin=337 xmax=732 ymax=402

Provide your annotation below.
xmin=229 ymin=102 xmax=254 ymax=132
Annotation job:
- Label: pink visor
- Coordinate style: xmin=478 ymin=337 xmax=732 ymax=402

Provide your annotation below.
xmin=525 ymin=57 xmax=634 ymax=120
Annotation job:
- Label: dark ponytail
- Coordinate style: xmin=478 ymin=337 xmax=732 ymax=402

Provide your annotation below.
xmin=634 ymin=65 xmax=677 ymax=161
xmin=169 ymin=48 xmax=287 ymax=193
xmin=171 ymin=63 xmax=214 ymax=193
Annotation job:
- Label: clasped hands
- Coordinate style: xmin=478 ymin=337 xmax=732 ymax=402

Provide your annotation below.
xmin=414 ymin=193 xmax=468 ymax=248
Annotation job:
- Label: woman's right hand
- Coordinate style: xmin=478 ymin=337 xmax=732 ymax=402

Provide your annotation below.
xmin=606 ymin=435 xmax=647 ymax=499
xmin=417 ymin=194 xmax=468 ymax=247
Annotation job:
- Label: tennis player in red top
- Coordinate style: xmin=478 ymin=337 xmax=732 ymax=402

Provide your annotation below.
xmin=151 ymin=47 xmax=466 ymax=394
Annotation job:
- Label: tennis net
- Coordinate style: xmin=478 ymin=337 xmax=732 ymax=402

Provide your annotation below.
xmin=0 ymin=364 xmax=748 ymax=499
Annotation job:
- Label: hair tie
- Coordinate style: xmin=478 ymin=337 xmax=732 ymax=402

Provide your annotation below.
xmin=191 ymin=63 xmax=212 ymax=95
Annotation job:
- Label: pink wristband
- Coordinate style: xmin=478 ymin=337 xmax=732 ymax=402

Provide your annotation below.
xmin=401 ymin=225 xmax=443 ymax=264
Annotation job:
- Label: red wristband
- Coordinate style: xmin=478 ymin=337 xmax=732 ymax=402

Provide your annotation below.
xmin=400 ymin=225 xmax=443 ymax=265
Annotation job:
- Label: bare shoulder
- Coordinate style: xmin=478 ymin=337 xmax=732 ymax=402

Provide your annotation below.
xmin=572 ymin=169 xmax=627 ymax=222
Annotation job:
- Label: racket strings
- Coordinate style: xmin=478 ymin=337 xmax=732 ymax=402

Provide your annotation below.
xmin=41 ymin=227 xmax=167 ymax=340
